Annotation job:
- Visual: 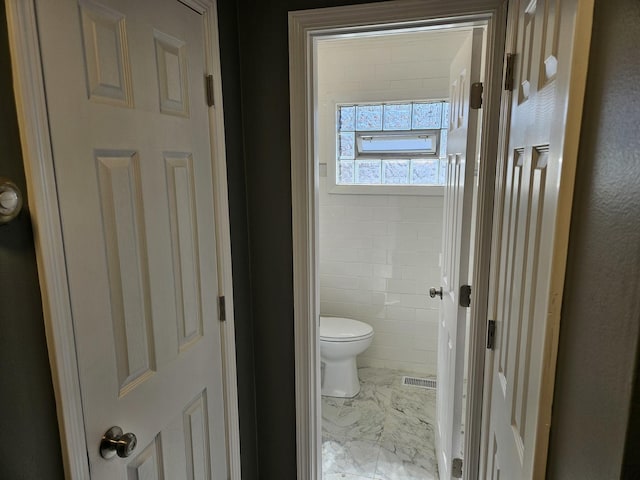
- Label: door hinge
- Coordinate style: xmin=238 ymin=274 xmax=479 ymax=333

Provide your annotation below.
xmin=218 ymin=295 xmax=226 ymax=321
xmin=487 ymin=319 xmax=496 ymax=349
xmin=504 ymin=53 xmax=515 ymax=91
xmin=452 ymin=457 xmax=463 ymax=478
xmin=206 ymin=74 xmax=215 ymax=107
xmin=470 ymin=82 xmax=483 ymax=109
xmin=459 ymin=284 xmax=471 ymax=308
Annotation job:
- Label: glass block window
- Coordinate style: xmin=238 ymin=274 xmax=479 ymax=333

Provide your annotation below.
xmin=338 ymin=132 xmax=355 ymax=159
xmin=412 ymin=102 xmax=442 ymax=129
xmin=337 ymin=101 xmax=449 ymax=186
xmin=339 ymin=106 xmax=356 ymax=131
xmin=411 ymin=160 xmax=440 ymax=185
xmin=383 ymin=160 xmax=410 ymax=184
xmin=338 ymin=160 xmax=355 ymax=184
xmin=383 ymin=104 xmax=412 ymax=130
xmin=441 ymin=102 xmax=450 ymax=130
xmin=355 ymin=160 xmax=382 ymax=184
xmin=356 ymin=105 xmax=383 ymax=131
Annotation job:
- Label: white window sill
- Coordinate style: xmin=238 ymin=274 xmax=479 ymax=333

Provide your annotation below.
xmin=328 ymin=184 xmax=444 ymax=196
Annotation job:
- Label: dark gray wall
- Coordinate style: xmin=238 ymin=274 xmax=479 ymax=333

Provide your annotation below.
xmin=0 ymin=2 xmax=65 ymax=478
xmin=547 ymin=0 xmax=640 ymax=479
xmin=216 ymin=1 xmax=258 ymax=478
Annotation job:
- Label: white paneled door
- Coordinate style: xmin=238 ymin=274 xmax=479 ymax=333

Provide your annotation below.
xmin=435 ymin=28 xmax=483 ymax=480
xmin=35 ymin=0 xmax=228 ymax=478
xmin=482 ymin=0 xmax=592 ymax=478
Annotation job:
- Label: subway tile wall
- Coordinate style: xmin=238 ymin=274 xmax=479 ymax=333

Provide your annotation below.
xmin=319 ymin=176 xmax=443 ymax=375
xmin=316 ymin=31 xmax=465 ymax=375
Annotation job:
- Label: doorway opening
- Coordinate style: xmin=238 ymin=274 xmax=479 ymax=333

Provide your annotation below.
xmin=289 ymin=2 xmax=507 ymax=480
xmin=315 ymin=23 xmax=486 ymax=479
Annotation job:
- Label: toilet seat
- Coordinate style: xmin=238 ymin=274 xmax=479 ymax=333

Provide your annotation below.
xmin=320 ymin=316 xmax=374 ymax=342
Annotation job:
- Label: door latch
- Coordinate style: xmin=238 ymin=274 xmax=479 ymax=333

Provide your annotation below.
xmin=452 ymin=457 xmax=463 ymax=478
xmin=459 ymin=285 xmax=471 ymax=307
xmin=470 ymin=82 xmax=483 ymax=109
xmin=487 ymin=319 xmax=496 ymax=349
xmin=218 ymin=295 xmax=226 ymax=321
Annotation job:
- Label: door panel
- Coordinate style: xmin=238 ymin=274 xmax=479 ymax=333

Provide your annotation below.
xmin=482 ymin=0 xmax=592 ymax=477
xmin=96 ymin=150 xmax=155 ymax=395
xmin=436 ymin=27 xmax=483 ymax=480
xmin=35 ymin=0 xmax=227 ymax=478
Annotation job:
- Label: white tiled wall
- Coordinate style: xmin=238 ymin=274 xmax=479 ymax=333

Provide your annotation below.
xmin=316 ymin=32 xmax=464 ymax=375
xmin=316 ymin=31 xmax=469 ymax=103
xmin=319 ymin=177 xmax=442 ymax=375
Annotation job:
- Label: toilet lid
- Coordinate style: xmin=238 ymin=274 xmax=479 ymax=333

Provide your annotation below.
xmin=319 ymin=316 xmax=373 ymax=342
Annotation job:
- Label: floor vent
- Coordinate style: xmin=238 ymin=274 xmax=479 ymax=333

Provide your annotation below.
xmin=402 ymin=376 xmax=436 ymax=390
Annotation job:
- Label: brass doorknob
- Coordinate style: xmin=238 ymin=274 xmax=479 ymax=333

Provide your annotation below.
xmin=429 ymin=287 xmax=443 ymax=299
xmin=100 ymin=426 xmax=137 ymax=459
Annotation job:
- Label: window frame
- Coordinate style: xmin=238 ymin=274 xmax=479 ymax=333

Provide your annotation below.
xmin=355 ymin=130 xmax=440 ymax=158
xmin=327 ymin=99 xmax=448 ymax=196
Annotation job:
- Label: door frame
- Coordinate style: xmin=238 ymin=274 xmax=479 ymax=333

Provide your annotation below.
xmin=5 ymin=0 xmax=241 ymax=478
xmin=289 ymin=1 xmax=507 ymax=478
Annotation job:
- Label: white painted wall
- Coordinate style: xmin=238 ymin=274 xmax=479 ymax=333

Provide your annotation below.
xmin=317 ymin=30 xmax=468 ymax=375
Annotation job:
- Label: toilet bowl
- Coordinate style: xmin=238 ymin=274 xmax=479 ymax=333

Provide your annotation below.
xmin=320 ymin=316 xmax=374 ymax=398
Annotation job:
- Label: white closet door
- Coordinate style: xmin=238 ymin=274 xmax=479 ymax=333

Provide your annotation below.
xmin=36 ymin=0 xmax=228 ymax=478
xmin=481 ymin=0 xmax=593 ymax=477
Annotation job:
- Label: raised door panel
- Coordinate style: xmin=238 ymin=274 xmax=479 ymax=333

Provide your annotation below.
xmin=165 ymin=153 xmax=204 ymax=352
xmin=538 ymin=0 xmax=560 ymax=87
xmin=154 ymin=30 xmax=190 ymax=117
xmin=79 ymin=0 xmax=133 ymax=106
xmin=161 ymin=390 xmax=214 ymax=480
xmin=496 ymin=148 xmax=524 ymax=395
xmin=97 ymin=150 xmax=155 ymax=395
xmin=127 ymin=436 xmax=164 ymax=480
xmin=183 ymin=391 xmax=212 ymax=479
xmin=517 ymin=0 xmax=536 ymax=103
xmin=510 ymin=146 xmax=547 ymax=456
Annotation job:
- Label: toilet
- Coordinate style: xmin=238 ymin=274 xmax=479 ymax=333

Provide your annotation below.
xmin=320 ymin=316 xmax=374 ymax=398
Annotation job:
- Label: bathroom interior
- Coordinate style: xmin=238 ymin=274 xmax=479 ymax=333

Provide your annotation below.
xmin=316 ymin=25 xmax=483 ymax=480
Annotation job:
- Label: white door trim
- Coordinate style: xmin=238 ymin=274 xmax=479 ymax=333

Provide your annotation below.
xmin=288 ymin=1 xmax=506 ymax=479
xmin=4 ymin=1 xmax=241 ymax=478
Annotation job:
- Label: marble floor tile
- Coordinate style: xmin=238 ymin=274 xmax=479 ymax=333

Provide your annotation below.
xmin=379 ymin=410 xmax=435 ymax=453
xmin=388 ymin=387 xmax=435 ymax=425
xmin=378 ymin=412 xmax=437 ymax=478
xmin=343 ymin=381 xmax=393 ymax=411
xmin=322 ymin=401 xmax=344 ymax=425
xmin=374 ymin=446 xmax=438 ymax=480
xmin=323 ymin=398 xmax=386 ymax=443
xmin=323 ymin=474 xmax=374 ymax=480
xmin=322 ymin=439 xmax=381 ymax=477
xmin=323 ymin=395 xmax=347 ymax=409
xmin=322 ymin=367 xmax=438 ymax=480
